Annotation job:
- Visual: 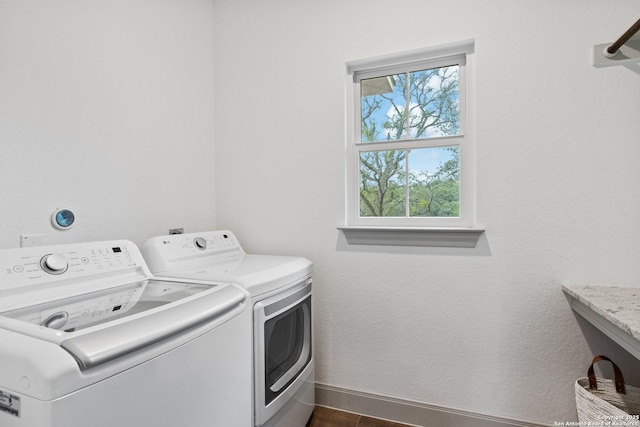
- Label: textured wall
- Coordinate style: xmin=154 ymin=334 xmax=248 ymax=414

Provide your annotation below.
xmin=0 ymin=0 xmax=217 ymax=248
xmin=213 ymin=0 xmax=640 ymax=423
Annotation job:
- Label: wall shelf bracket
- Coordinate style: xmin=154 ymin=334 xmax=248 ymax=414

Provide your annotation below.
xmin=593 ymin=18 xmax=640 ymax=68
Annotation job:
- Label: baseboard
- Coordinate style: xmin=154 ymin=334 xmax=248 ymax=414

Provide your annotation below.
xmin=314 ymin=383 xmax=550 ymax=427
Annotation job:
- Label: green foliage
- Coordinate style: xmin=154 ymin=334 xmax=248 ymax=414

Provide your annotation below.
xmin=408 ymin=146 xmax=459 ymax=217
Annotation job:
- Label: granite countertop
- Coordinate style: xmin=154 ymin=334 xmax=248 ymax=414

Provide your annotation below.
xmin=563 ymin=284 xmax=640 ymax=359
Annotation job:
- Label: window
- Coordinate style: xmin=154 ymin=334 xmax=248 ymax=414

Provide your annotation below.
xmin=343 ymin=40 xmax=481 ymax=246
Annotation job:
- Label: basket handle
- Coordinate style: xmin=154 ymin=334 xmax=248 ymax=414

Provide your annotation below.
xmin=588 ymin=355 xmax=626 ymax=394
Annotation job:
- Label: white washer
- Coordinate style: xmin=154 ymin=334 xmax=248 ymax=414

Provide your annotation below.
xmin=0 ymin=240 xmax=252 ymax=427
xmin=142 ymin=231 xmax=314 ymax=427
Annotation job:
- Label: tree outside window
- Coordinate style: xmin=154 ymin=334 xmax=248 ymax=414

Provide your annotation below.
xmin=358 ymin=65 xmax=461 ymax=219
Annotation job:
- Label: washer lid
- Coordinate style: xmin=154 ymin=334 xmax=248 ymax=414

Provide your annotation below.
xmin=0 ymin=279 xmax=247 ymax=370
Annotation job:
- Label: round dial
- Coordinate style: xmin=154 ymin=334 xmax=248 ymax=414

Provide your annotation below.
xmin=40 ymin=254 xmax=69 ymax=275
xmin=41 ymin=312 xmax=69 ymax=329
xmin=194 ymin=237 xmax=207 ymax=250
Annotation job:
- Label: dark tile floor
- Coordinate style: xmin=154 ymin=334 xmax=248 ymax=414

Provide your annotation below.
xmin=306 ymin=406 xmax=414 ymax=427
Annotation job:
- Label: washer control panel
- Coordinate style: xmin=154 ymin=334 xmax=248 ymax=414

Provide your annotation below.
xmin=0 ymin=240 xmax=143 ymax=292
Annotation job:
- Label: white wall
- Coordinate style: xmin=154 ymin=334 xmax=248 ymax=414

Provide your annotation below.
xmin=0 ymin=0 xmax=216 ymax=248
xmin=213 ymin=0 xmax=640 ymax=424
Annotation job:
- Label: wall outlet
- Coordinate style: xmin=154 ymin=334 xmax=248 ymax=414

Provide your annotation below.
xmin=20 ymin=233 xmax=44 ymax=247
xmin=169 ymin=228 xmax=184 ymax=235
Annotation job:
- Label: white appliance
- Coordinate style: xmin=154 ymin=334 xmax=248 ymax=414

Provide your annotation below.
xmin=0 ymin=240 xmax=252 ymax=427
xmin=142 ymin=231 xmax=314 ymax=427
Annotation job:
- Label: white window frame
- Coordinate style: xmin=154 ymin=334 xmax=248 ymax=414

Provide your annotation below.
xmin=342 ymin=40 xmax=483 ymax=247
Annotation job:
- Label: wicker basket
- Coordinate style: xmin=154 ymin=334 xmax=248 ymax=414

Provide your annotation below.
xmin=576 ymin=356 xmax=640 ymax=426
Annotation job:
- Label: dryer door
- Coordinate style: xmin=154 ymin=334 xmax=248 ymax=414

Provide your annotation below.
xmin=254 ymin=279 xmax=312 ymax=425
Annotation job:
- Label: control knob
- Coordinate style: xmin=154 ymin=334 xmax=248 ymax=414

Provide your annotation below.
xmin=41 ymin=312 xmax=69 ymax=329
xmin=194 ymin=237 xmax=207 ymax=250
xmin=40 ymin=254 xmax=69 ymax=275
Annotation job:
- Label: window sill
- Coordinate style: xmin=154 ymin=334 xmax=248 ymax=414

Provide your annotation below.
xmin=338 ymin=226 xmax=485 ymax=248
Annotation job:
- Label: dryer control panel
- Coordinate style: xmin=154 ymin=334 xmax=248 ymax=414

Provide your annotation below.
xmin=142 ymin=230 xmax=245 ymax=274
xmin=0 ymin=240 xmax=146 ymax=293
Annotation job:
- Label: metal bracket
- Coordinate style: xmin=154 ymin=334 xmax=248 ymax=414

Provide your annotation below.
xmin=593 ymin=38 xmax=640 ymax=68
xmin=593 ymin=18 xmax=640 ymax=68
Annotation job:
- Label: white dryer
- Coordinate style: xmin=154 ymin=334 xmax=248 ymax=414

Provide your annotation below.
xmin=142 ymin=231 xmax=314 ymax=427
xmin=0 ymin=240 xmax=252 ymax=427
